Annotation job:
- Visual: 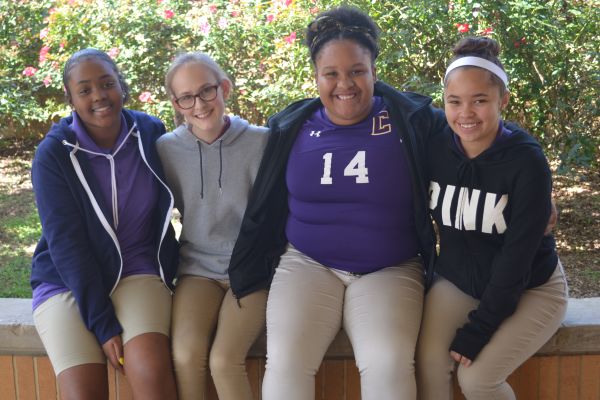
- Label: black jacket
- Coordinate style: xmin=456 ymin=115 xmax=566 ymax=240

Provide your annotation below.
xmin=229 ymin=81 xmax=446 ymax=293
xmin=427 ymin=123 xmax=558 ymax=360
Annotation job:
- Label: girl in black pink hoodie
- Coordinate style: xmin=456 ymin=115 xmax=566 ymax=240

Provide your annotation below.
xmin=416 ymin=37 xmax=568 ymax=400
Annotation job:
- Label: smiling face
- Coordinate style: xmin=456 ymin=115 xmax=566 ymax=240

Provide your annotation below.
xmin=314 ymin=39 xmax=376 ymax=126
xmin=67 ymin=58 xmax=124 ymax=148
xmin=444 ymin=67 xmax=509 ymax=158
xmin=170 ymin=62 xmax=230 ymax=142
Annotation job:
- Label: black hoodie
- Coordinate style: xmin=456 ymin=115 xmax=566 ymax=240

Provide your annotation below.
xmin=427 ymin=123 xmax=558 ymax=360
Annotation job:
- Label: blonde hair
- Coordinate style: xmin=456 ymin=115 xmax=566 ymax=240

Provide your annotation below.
xmin=164 ymin=52 xmax=232 ymax=126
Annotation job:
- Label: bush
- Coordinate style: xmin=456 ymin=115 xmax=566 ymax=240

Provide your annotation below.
xmin=0 ymin=0 xmax=597 ymax=169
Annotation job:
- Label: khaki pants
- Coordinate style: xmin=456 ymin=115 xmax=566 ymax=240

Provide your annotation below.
xmin=416 ymin=262 xmax=568 ymax=400
xmin=262 ymin=245 xmax=425 ymax=400
xmin=33 ymin=274 xmax=172 ymax=375
xmin=170 ymin=275 xmax=267 ymax=400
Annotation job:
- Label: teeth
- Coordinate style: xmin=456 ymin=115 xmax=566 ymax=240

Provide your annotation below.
xmin=460 ymin=123 xmax=477 ymax=128
xmin=195 ymin=111 xmax=211 ymax=119
xmin=94 ymin=106 xmax=110 ymax=112
xmin=337 ymin=94 xmax=355 ymax=100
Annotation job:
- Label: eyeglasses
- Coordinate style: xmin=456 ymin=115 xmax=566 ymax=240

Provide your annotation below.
xmin=174 ymin=83 xmax=220 ymax=109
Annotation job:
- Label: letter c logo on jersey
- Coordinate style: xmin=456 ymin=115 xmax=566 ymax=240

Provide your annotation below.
xmin=371 ymin=110 xmax=392 ymax=136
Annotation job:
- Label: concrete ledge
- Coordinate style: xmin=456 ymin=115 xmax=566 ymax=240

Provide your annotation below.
xmin=1 ymin=297 xmax=599 ymax=357
xmin=0 ymin=298 xmax=42 ymax=355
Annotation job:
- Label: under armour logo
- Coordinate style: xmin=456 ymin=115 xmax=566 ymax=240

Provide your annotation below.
xmin=309 ymin=130 xmax=321 ymax=137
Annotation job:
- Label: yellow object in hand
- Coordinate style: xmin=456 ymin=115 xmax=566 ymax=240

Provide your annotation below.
xmin=118 ymin=357 xmax=124 ymax=366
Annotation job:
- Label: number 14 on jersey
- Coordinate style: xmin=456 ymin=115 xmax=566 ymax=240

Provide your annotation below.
xmin=320 ymin=151 xmax=369 ymax=185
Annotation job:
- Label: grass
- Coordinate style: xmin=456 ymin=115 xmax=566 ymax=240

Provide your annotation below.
xmin=0 ymin=155 xmax=39 ymax=298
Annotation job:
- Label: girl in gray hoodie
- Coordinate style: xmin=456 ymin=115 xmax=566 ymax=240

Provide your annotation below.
xmin=157 ymin=52 xmax=269 ymax=400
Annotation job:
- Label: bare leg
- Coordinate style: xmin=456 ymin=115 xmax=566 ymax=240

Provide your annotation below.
xmin=123 ymin=332 xmax=177 ymax=400
xmin=57 ymin=363 xmax=108 ymax=400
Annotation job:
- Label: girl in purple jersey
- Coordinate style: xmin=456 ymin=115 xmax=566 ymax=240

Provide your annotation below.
xmin=416 ymin=37 xmax=568 ymax=400
xmin=31 ymin=49 xmax=178 ymax=400
xmin=230 ymin=6 xmax=446 ymax=400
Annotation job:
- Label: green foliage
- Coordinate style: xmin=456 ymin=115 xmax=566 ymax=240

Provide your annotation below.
xmin=0 ymin=0 xmax=598 ymax=169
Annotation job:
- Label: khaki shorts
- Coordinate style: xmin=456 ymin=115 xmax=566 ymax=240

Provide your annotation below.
xmin=33 ymin=274 xmax=172 ymax=375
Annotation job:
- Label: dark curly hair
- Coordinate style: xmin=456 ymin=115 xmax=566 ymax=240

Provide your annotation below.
xmin=62 ymin=48 xmax=130 ymax=104
xmin=305 ymin=6 xmax=380 ymax=64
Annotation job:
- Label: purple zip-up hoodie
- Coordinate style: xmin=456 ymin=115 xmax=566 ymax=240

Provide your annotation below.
xmin=31 ymin=109 xmax=179 ymax=345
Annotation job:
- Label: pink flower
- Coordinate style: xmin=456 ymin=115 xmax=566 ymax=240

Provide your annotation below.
xmin=157 ymin=0 xmax=164 ymax=3
xmin=51 ymin=61 xmax=60 ymax=70
xmin=285 ymin=0 xmax=293 ymax=6
xmin=39 ymin=28 xmax=49 ymax=39
xmin=48 ymin=7 xmax=58 ymax=15
xmin=284 ymin=32 xmax=296 ymax=45
xmin=209 ymin=4 xmax=217 ymax=13
xmin=43 ymin=75 xmax=52 ymax=87
xmin=39 ymin=46 xmax=50 ymax=63
xmin=22 ymin=67 xmax=38 ymax=77
xmin=199 ymin=16 xmax=211 ymax=35
xmin=309 ymin=6 xmax=319 ymax=14
xmin=480 ymin=27 xmax=493 ymax=36
xmin=218 ymin=17 xmax=228 ymax=29
xmin=59 ymin=42 xmax=65 ymax=50
xmin=139 ymin=91 xmax=153 ymax=103
xmin=266 ymin=14 xmax=275 ymax=23
xmin=163 ymin=9 xmax=174 ymax=19
xmin=231 ymin=10 xmax=240 ymax=17
xmin=456 ymin=23 xmax=470 ymax=33
xmin=107 ymin=47 xmax=120 ymax=59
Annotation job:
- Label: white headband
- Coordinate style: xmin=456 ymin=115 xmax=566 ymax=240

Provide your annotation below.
xmin=445 ymin=56 xmax=508 ymax=88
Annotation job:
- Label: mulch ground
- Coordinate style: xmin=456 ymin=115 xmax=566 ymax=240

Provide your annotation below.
xmin=553 ymin=169 xmax=600 ymax=297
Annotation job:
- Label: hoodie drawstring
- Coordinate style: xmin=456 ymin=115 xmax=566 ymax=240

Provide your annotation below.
xmin=218 ymin=139 xmax=223 ymax=195
xmin=62 ymin=123 xmax=137 ymax=229
xmin=197 ymin=141 xmax=204 ymax=199
xmin=196 ymin=139 xmax=224 ymax=198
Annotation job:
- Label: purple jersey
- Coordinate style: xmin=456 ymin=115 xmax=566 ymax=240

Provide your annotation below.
xmin=286 ymin=97 xmax=419 ymax=273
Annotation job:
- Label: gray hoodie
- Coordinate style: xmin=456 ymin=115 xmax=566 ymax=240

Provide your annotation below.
xmin=156 ymin=116 xmax=268 ymax=280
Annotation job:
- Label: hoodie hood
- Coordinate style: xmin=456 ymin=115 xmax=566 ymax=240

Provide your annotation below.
xmin=445 ymin=121 xmax=543 ymax=190
xmin=166 ymin=115 xmax=258 ymax=197
xmin=155 ymin=115 xmax=268 ymax=281
xmin=449 ymin=121 xmax=542 ymax=164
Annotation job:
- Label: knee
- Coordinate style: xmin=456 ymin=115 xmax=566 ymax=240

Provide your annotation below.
xmin=358 ymin=343 xmax=415 ymax=378
xmin=126 ymin=354 xmax=171 ymax=383
xmin=457 ymin=366 xmax=500 ymax=398
xmin=172 ymin=340 xmax=209 ymax=370
xmin=416 ymin=345 xmax=453 ymax=375
xmin=265 ymin=345 xmax=317 ymax=376
xmin=208 ymin=349 xmax=238 ymax=376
